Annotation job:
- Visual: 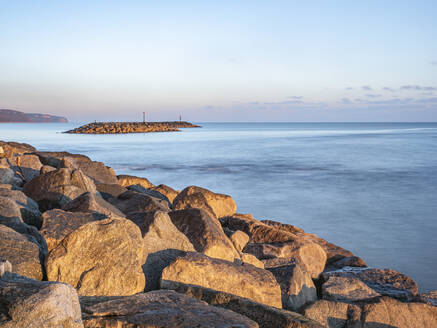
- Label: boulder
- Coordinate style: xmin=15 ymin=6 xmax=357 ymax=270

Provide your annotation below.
xmin=173 ymin=185 xmax=237 ymax=218
xmin=34 ymin=151 xmax=91 ymax=168
xmin=324 ymin=256 xmax=367 ymax=272
xmin=62 ymin=160 xmax=118 ymax=185
xmin=62 ymin=192 xmax=126 ymax=218
xmin=265 ymin=259 xmax=317 ymax=311
xmin=46 ymin=217 xmax=145 ymax=296
xmin=0 ymin=188 xmax=41 ymax=228
xmin=261 ymin=219 xmax=304 ymax=234
xmin=40 ymin=209 xmax=104 ymax=251
xmin=241 ymin=253 xmax=264 ymax=269
xmin=108 ymin=190 xmax=170 ymax=216
xmin=322 ymin=275 xmax=381 ymax=302
xmin=229 ymin=230 xmax=250 ymax=252
xmin=128 ymin=211 xmax=195 ymax=290
xmin=117 ymin=174 xmax=154 ymax=189
xmin=165 ymin=283 xmax=324 ymax=328
xmin=169 ymin=209 xmax=239 ymax=262
xmin=244 ymin=241 xmax=327 ymax=279
xmin=0 ymin=167 xmax=22 ymax=187
xmin=150 ymin=184 xmax=179 ymax=203
xmin=6 ymin=154 xmax=42 ymax=182
xmin=80 ymin=290 xmax=258 ymax=328
xmin=0 ymin=272 xmax=83 ymax=328
xmin=322 ymin=267 xmax=418 ymax=301
xmin=420 ymin=290 xmax=437 ymax=307
xmin=40 ymin=164 xmax=56 ymax=174
xmin=160 ymin=252 xmax=282 ymax=308
xmin=22 ymin=168 xmax=97 ymax=211
xmin=0 ymin=141 xmax=36 ymax=157
xmin=303 ymin=297 xmax=437 ymax=328
xmin=127 ymin=184 xmax=172 ymax=207
xmin=96 ymin=183 xmax=127 ymax=200
xmin=0 ymin=184 xmax=12 ymax=189
xmin=0 ymin=224 xmax=43 ymax=280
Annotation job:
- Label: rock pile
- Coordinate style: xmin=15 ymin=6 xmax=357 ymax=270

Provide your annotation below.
xmin=0 ymin=139 xmax=436 ymax=328
xmin=64 ymin=121 xmax=201 ymax=134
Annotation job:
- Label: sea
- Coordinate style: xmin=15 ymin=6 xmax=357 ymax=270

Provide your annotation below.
xmin=1 ymin=122 xmax=436 ymax=292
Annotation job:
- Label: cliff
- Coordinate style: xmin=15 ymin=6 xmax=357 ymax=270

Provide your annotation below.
xmin=0 ymin=109 xmax=68 ymax=123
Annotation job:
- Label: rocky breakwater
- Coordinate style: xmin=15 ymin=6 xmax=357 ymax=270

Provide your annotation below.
xmin=64 ymin=121 xmax=201 ymax=134
xmin=0 ymin=139 xmax=436 ymax=328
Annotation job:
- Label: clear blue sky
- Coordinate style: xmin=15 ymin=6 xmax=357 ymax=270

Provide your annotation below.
xmin=1 ymin=1 xmax=436 ymax=121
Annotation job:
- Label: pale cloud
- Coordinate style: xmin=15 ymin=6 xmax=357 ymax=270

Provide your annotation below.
xmin=400 ymin=85 xmax=436 ymax=91
xmin=365 ymin=94 xmax=381 ymax=98
xmin=362 ymin=85 xmax=372 ymax=91
xmin=382 ymin=87 xmax=395 ymax=92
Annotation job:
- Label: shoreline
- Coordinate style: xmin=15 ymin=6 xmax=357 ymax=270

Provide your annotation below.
xmin=0 ymin=139 xmax=436 ymax=327
xmin=64 ymin=121 xmax=201 ymax=134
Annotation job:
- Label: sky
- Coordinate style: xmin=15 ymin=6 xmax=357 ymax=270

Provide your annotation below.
xmin=0 ymin=1 xmax=436 ymax=122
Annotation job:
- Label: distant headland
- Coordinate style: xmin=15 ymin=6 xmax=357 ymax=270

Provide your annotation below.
xmin=64 ymin=121 xmax=201 ymax=134
xmin=0 ymin=109 xmax=68 ymax=123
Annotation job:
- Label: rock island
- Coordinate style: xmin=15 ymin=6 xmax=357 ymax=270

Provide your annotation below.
xmin=64 ymin=121 xmax=200 ymax=134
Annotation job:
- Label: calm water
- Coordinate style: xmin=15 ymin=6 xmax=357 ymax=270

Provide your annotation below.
xmin=1 ymin=122 xmax=436 ymax=292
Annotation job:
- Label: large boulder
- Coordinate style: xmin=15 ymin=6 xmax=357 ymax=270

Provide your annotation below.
xmin=0 ymin=188 xmax=41 ymax=228
xmin=160 ymin=252 xmax=282 ymax=308
xmin=0 ymin=271 xmax=83 ymax=328
xmin=80 ymin=290 xmax=258 ymax=328
xmin=173 ymin=185 xmax=237 ymax=218
xmin=166 ymin=283 xmax=324 ymax=328
xmin=150 ymin=184 xmax=179 ymax=203
xmin=229 ymin=230 xmax=250 ymax=252
xmin=0 ymin=225 xmax=43 ymax=280
xmin=5 ymin=154 xmax=42 ymax=182
xmin=22 ymin=168 xmax=97 ymax=211
xmin=40 ymin=209 xmax=104 ymax=251
xmin=46 ymin=217 xmax=145 ymax=296
xmin=245 ymin=241 xmax=327 ymax=279
xmin=322 ymin=275 xmax=381 ymax=302
xmin=322 ymin=267 xmax=418 ymax=301
xmin=265 ymin=259 xmax=317 ymax=311
xmin=261 ymin=219 xmax=304 ymax=234
xmin=0 ymin=140 xmax=36 ymax=156
xmin=128 ymin=211 xmax=195 ymax=290
xmin=62 ymin=160 xmax=118 ymax=185
xmin=108 ymin=190 xmax=170 ymax=216
xmin=34 ymin=151 xmax=91 ymax=168
xmin=117 ymin=174 xmax=154 ymax=188
xmin=62 ymin=192 xmax=126 ymax=218
xmin=96 ymin=183 xmax=127 ymax=200
xmin=127 ymin=184 xmax=172 ymax=207
xmin=169 ymin=209 xmax=239 ymax=262
xmin=0 ymin=167 xmax=22 ymax=187
xmin=303 ymin=297 xmax=437 ymax=328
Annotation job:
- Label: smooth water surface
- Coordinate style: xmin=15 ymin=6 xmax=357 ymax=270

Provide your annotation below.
xmin=1 ymin=122 xmax=436 ymax=291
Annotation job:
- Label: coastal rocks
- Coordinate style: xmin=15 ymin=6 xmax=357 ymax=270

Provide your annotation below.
xmin=241 ymin=253 xmax=264 ymax=269
xmin=261 ymin=219 xmax=304 ymax=234
xmin=117 ymin=174 xmax=154 ymax=189
xmin=321 ymin=275 xmax=381 ymax=302
xmin=62 ymin=191 xmax=126 ymax=218
xmin=62 ymin=160 xmax=118 ymax=185
xmin=322 ymin=267 xmax=418 ymax=301
xmin=40 ymin=209 xmax=103 ymax=251
xmin=108 ymin=190 xmax=169 ymax=216
xmin=34 ymin=151 xmax=91 ymax=168
xmin=22 ymin=168 xmax=97 ymax=211
xmin=0 ymin=167 xmax=22 ymax=187
xmin=160 ymin=252 xmax=282 ymax=308
xmin=420 ymin=290 xmax=437 ymax=306
xmin=165 ymin=284 xmax=324 ymax=328
xmin=127 ymin=184 xmax=172 ymax=207
xmin=0 ymin=225 xmax=43 ymax=280
xmin=173 ymin=185 xmax=237 ymax=218
xmin=46 ymin=217 xmax=145 ymax=296
xmin=245 ymin=241 xmax=327 ymax=279
xmin=150 ymin=184 xmax=179 ymax=203
xmin=128 ymin=210 xmax=194 ymax=290
xmin=0 ymin=140 xmax=36 ymax=157
xmin=229 ymin=230 xmax=250 ymax=252
xmin=265 ymin=259 xmax=317 ymax=311
xmin=0 ymin=188 xmax=41 ymax=228
xmin=169 ymin=208 xmax=239 ymax=262
xmin=96 ymin=183 xmax=127 ymax=200
xmin=303 ymin=297 xmax=437 ymax=328
xmin=40 ymin=164 xmax=56 ymax=174
xmin=80 ymin=290 xmax=258 ymax=328
xmin=0 ymin=272 xmax=83 ymax=328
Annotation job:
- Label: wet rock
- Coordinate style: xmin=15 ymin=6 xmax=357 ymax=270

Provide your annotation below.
xmin=322 ymin=267 xmax=418 ymax=301
xmin=169 ymin=209 xmax=239 ymax=262
xmin=244 ymin=241 xmax=327 ymax=279
xmin=0 ymin=272 xmax=83 ymax=328
xmin=62 ymin=191 xmax=125 ymax=218
xmin=229 ymin=230 xmax=250 ymax=252
xmin=150 ymin=184 xmax=179 ymax=203
xmin=128 ymin=211 xmax=195 ymax=290
xmin=173 ymin=185 xmax=237 ymax=218
xmin=322 ymin=275 xmax=380 ymax=302
xmin=117 ymin=174 xmax=154 ymax=189
xmin=164 ymin=283 xmax=324 ymax=328
xmin=40 ymin=209 xmax=104 ymax=251
xmin=22 ymin=168 xmax=97 ymax=211
xmin=46 ymin=217 xmax=145 ymax=296
xmin=96 ymin=183 xmax=127 ymax=200
xmin=0 ymin=188 xmax=41 ymax=228
xmin=160 ymin=252 xmax=282 ymax=308
xmin=264 ymin=259 xmax=317 ymax=311
xmin=0 ymin=224 xmax=43 ymax=280
xmin=108 ymin=190 xmax=169 ymax=216
xmin=80 ymin=290 xmax=258 ymax=328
